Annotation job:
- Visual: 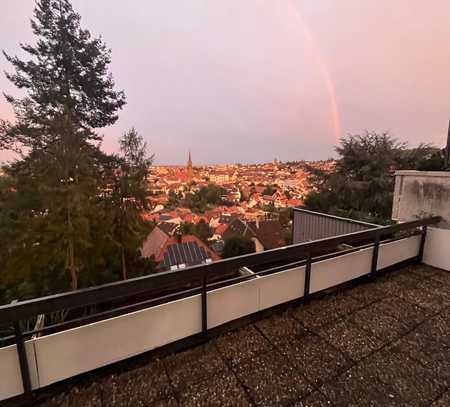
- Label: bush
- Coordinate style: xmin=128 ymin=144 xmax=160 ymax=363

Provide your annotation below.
xmin=222 ymin=236 xmax=255 ymax=258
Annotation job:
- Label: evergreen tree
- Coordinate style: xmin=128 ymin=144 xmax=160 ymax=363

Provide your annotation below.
xmin=110 ymin=128 xmax=153 ymax=280
xmin=1 ymin=0 xmax=125 ymax=291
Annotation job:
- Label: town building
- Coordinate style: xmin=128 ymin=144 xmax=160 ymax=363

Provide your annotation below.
xmin=155 ymin=234 xmax=220 ymax=271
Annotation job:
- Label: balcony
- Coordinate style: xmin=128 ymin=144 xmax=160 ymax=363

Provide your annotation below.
xmin=0 ymin=216 xmax=448 ymax=406
xmin=45 ymin=264 xmax=448 ymax=406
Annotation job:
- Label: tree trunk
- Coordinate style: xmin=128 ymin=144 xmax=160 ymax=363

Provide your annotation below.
xmin=66 ymin=196 xmax=78 ymax=290
xmin=121 ymin=246 xmax=127 ymax=280
xmin=66 ymin=239 xmax=78 ymax=290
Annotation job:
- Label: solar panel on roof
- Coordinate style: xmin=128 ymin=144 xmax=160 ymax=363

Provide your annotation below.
xmin=168 ymin=246 xmax=178 ymax=266
xmin=181 ymin=243 xmax=190 ymax=264
xmin=198 ymin=246 xmax=207 ymax=259
xmin=173 ymin=244 xmax=183 ymax=265
xmin=193 ymin=243 xmax=202 ymax=260
xmin=187 ymin=242 xmax=198 ymax=264
xmin=183 ymin=243 xmax=192 ymax=264
xmin=163 ymin=240 xmax=214 ymax=269
xmin=163 ymin=253 xmax=171 ymax=267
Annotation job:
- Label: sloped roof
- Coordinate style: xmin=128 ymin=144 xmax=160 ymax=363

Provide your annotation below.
xmin=214 ymin=223 xmax=229 ymax=237
xmin=222 ymin=218 xmax=249 ymax=240
xmin=156 ymin=235 xmax=220 ymax=269
xmin=247 ymin=220 xmax=285 ymax=249
xmin=223 ymin=218 xmax=285 ymax=250
xmin=158 ymin=222 xmax=178 ymax=236
xmin=140 ymin=226 xmax=169 ymax=259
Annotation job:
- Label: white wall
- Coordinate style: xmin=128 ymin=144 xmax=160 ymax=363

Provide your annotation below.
xmin=0 ymin=235 xmax=423 ymax=402
xmin=393 ymin=170 xmax=450 ymax=228
xmin=423 ymin=227 xmax=450 ymax=271
xmin=392 ymin=170 xmax=450 ymax=271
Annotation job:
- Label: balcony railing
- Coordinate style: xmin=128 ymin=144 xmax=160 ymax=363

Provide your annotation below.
xmin=0 ymin=216 xmax=440 ymax=406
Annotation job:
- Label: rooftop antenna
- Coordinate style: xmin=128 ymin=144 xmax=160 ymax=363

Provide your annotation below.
xmin=446 ymin=120 xmax=450 ymax=168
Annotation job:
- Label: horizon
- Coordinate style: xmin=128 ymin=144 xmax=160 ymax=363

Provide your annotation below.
xmin=1 ymin=1 xmax=450 ymax=165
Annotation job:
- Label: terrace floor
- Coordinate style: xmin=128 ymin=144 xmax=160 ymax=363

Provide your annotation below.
xmin=43 ymin=264 xmax=449 ymax=407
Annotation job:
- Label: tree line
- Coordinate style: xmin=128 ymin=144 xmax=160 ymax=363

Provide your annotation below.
xmin=0 ymin=0 xmax=153 ymax=304
xmin=304 ymin=132 xmax=446 ymax=224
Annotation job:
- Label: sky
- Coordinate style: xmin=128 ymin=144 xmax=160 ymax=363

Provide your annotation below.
xmin=1 ymin=0 xmax=450 ymax=165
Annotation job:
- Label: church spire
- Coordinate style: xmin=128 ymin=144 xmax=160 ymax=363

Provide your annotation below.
xmin=187 ymin=150 xmax=193 ymax=183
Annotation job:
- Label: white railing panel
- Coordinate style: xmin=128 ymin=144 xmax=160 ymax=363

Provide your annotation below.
xmin=0 ymin=342 xmax=39 ymax=401
xmin=257 ymin=266 xmax=306 ymax=310
xmin=310 ymin=247 xmax=373 ymax=294
xmin=207 ymin=280 xmax=259 ymax=329
xmin=377 ymin=235 xmax=420 ymax=270
xmin=34 ymin=295 xmax=201 ymax=387
xmin=424 ymin=227 xmax=450 ymax=271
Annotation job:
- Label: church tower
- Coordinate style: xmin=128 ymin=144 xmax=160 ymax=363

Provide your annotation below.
xmin=187 ymin=151 xmax=194 ymax=183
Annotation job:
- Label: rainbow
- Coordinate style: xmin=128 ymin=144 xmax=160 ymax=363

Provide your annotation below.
xmin=286 ymin=0 xmax=342 ymax=141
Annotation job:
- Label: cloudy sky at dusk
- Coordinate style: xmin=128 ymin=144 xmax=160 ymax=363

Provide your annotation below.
xmin=1 ymin=0 xmax=450 ymax=164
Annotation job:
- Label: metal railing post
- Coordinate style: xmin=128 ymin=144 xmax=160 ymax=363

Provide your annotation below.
xmin=303 ymin=252 xmax=312 ymax=303
xmin=418 ymin=225 xmax=428 ymax=263
xmin=201 ymin=275 xmax=208 ymax=337
xmin=370 ymin=232 xmax=380 ymax=278
xmin=11 ymin=300 xmax=33 ymax=406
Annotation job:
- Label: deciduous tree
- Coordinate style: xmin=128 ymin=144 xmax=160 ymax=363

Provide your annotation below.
xmin=304 ymin=132 xmax=435 ymax=223
xmin=222 ymin=236 xmax=255 ymax=258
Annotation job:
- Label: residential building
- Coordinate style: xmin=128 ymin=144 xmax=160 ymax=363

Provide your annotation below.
xmin=156 ymin=234 xmax=221 ymax=271
xmin=140 ymin=226 xmax=169 ymax=259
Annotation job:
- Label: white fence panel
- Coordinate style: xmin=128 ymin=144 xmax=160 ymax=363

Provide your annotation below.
xmin=257 ymin=266 xmax=305 ymax=310
xmin=309 ymin=247 xmax=373 ymax=294
xmin=0 ymin=342 xmax=39 ymax=401
xmin=34 ymin=295 xmax=201 ymax=387
xmin=377 ymin=235 xmax=420 ymax=270
xmin=207 ymin=279 xmax=259 ymax=329
xmin=424 ymin=227 xmax=450 ymax=271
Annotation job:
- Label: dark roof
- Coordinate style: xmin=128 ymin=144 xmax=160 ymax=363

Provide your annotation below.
xmin=47 ymin=264 xmax=450 ymax=406
xmin=159 ymin=215 xmax=173 ymax=222
xmin=157 ymin=235 xmax=220 ymax=269
xmin=163 ymin=242 xmax=208 ymax=268
xmin=223 ymin=218 xmax=285 ymax=250
xmin=222 ymin=218 xmax=249 ymax=239
xmin=158 ymin=222 xmax=178 ymax=236
xmin=219 ymin=214 xmax=240 ymax=224
xmin=247 ymin=220 xmax=285 ymax=249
